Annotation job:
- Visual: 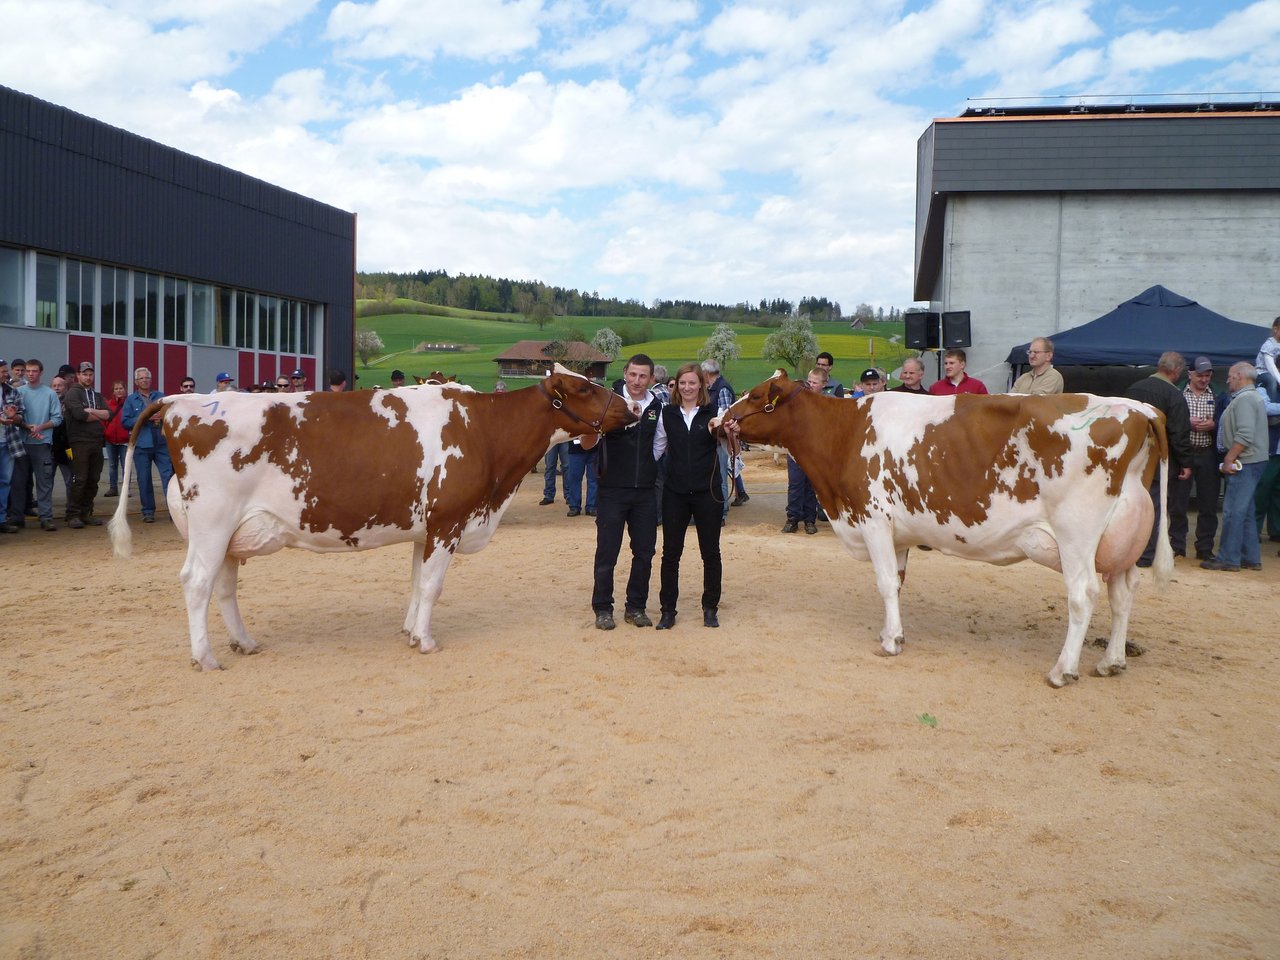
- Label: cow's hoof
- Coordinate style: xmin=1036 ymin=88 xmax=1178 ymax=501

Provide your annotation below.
xmin=874 ymin=641 xmax=902 ymax=658
xmin=416 ymin=637 xmax=438 ymax=654
xmin=191 ymin=656 xmax=223 ymax=671
xmin=1095 ymin=660 xmax=1127 ymax=677
xmin=1046 ymin=670 xmax=1078 ymax=688
xmin=229 ymin=641 xmax=260 ymax=656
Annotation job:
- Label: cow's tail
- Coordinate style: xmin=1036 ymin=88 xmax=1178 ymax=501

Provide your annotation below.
xmin=1150 ymin=415 xmax=1174 ymax=589
xmin=108 ymin=400 xmax=168 ymax=558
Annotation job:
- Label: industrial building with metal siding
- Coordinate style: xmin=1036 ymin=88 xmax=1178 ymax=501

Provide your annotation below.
xmin=0 ymin=84 xmax=356 ymax=393
xmin=915 ymin=101 xmax=1280 ymax=391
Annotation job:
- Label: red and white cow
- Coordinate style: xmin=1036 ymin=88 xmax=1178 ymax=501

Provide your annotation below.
xmin=720 ymin=372 xmax=1172 ymax=687
xmin=109 ymin=365 xmax=635 ymax=670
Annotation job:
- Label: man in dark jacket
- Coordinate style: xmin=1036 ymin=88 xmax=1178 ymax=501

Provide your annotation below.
xmin=62 ymin=361 xmax=110 ymax=528
xmin=591 ymin=354 xmax=663 ymax=630
xmin=1124 ymin=351 xmax=1194 ymax=566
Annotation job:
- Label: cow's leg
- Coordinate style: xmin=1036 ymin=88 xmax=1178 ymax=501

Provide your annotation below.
xmin=1096 ymin=565 xmax=1140 ymax=677
xmin=408 ymin=541 xmax=457 ymax=654
xmin=214 ymin=557 xmax=258 ymax=655
xmin=1047 ymin=553 xmax=1102 ymax=687
xmin=179 ymin=544 xmax=229 ymax=671
xmin=403 ymin=545 xmax=423 ymax=642
xmin=865 ymin=526 xmax=905 ymax=656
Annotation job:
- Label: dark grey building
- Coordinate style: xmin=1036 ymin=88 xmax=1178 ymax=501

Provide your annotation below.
xmin=915 ymin=101 xmax=1280 ymax=390
xmin=0 ymin=84 xmax=356 ymax=393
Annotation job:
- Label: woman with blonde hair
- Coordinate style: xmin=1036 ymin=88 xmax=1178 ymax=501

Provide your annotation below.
xmin=653 ymin=362 xmax=723 ymax=629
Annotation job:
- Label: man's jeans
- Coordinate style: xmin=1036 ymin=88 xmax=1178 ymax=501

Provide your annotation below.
xmin=11 ymin=443 xmax=53 ymax=523
xmin=135 ymin=443 xmax=175 ymax=517
xmin=1217 ymin=461 xmax=1266 ymax=567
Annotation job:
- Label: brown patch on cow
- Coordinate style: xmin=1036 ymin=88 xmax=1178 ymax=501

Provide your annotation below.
xmin=229 ymin=392 xmax=426 ymax=545
xmin=880 ymin=396 xmax=1103 ymax=527
xmin=165 ymin=415 xmax=230 ymax=485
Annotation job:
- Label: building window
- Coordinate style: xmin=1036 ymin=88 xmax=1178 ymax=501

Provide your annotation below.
xmin=191 ymin=283 xmax=213 ymax=344
xmin=235 ymin=291 xmax=253 ymax=348
xmin=300 ymin=303 xmax=318 ymax=355
xmin=66 ymin=259 xmax=96 ymax=331
xmin=216 ymin=287 xmax=233 ymax=346
xmin=132 ymin=272 xmax=158 ymax=339
xmin=163 ymin=276 xmax=186 ymax=341
xmin=100 ymin=265 xmax=128 ymax=336
xmin=258 ymin=295 xmax=277 ymax=351
xmin=0 ymin=246 xmax=21 ymax=326
xmin=35 ymin=254 xmax=59 ymax=328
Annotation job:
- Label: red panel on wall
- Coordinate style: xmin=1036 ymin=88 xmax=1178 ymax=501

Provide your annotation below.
xmin=239 ymin=352 xmax=256 ymax=389
xmin=163 ymin=344 xmax=188 ymax=394
xmin=67 ymin=334 xmax=94 ymax=374
xmin=300 ymin=358 xmax=317 ymax=391
xmin=258 ymin=355 xmax=277 ymax=387
xmin=98 ymin=338 xmax=130 ymax=391
xmin=133 ymin=341 xmax=159 ymax=386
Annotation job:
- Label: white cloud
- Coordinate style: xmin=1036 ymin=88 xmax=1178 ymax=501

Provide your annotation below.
xmin=1107 ymin=0 xmax=1280 ymax=73
xmin=326 ymin=0 xmax=544 ymax=61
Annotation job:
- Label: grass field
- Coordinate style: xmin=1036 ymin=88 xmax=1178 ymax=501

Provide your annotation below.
xmin=355 ymin=300 xmax=910 ymax=391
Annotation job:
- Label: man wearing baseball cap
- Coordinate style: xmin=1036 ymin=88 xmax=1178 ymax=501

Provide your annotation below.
xmin=1173 ymin=356 xmax=1228 ymax=560
xmin=288 ymin=369 xmax=306 ymax=392
xmin=852 ymin=368 xmax=885 ymax=398
xmin=215 ymin=372 xmax=235 ymax=392
xmin=62 ymin=361 xmax=110 ymax=527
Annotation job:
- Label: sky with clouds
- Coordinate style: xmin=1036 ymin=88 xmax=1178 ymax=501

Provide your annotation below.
xmin=2 ymin=1 xmax=1278 ymax=311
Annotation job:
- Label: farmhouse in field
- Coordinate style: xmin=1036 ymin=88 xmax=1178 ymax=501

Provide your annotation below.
xmin=495 ymin=340 xmax=610 ymax=380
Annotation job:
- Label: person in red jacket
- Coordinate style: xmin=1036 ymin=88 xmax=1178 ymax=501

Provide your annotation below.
xmin=104 ymin=379 xmax=130 ymax=497
xmin=928 ymin=349 xmax=989 ymax=396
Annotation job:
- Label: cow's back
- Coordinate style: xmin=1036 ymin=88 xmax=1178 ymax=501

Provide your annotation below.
xmin=163 ymin=386 xmax=472 ymax=555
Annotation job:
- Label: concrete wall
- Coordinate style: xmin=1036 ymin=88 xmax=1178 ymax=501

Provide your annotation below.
xmin=926 ymin=191 xmax=1280 ymax=391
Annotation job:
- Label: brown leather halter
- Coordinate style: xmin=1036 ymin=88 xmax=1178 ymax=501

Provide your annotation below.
xmin=538 ymin=379 xmax=620 ymax=435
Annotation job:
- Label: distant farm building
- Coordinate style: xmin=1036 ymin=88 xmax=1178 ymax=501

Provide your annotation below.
xmin=495 ymin=340 xmax=610 ymax=380
xmin=914 ymin=98 xmax=1280 ymax=391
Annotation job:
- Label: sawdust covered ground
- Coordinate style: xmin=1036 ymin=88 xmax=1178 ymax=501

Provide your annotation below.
xmin=2 ymin=453 xmax=1278 ymax=959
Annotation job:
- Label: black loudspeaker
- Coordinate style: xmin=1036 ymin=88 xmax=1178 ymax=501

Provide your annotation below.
xmin=942 ymin=310 xmax=971 ymax=348
xmin=905 ymin=311 xmax=940 ymax=350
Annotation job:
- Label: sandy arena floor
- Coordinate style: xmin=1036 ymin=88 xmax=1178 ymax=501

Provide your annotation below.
xmin=2 ymin=453 xmax=1277 ymax=959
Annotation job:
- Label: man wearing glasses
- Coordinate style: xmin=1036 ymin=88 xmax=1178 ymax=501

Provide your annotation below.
xmin=288 ymin=369 xmax=307 ymax=392
xmin=179 ymin=377 xmax=196 ymax=393
xmin=122 ymin=367 xmax=174 ymax=524
xmin=1011 ymin=337 xmax=1064 ymax=395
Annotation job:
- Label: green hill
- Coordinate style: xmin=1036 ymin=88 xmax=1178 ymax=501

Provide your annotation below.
xmin=355 ymin=302 xmax=909 ymax=391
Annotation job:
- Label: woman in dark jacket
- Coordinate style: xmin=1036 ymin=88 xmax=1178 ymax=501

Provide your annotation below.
xmin=653 ymin=362 xmax=723 ymax=629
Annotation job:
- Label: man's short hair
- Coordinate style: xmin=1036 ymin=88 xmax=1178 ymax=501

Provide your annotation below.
xmin=133 ymin=367 xmax=152 ymax=380
xmin=816 ymin=351 xmax=835 ymax=366
xmin=390 ymin=369 xmax=405 ymax=380
xmin=626 ymin=353 xmax=654 ymax=373
xmin=901 ymin=357 xmax=925 ymax=373
xmin=943 ymin=348 xmax=967 ymax=362
xmin=1030 ymin=337 xmax=1054 ymax=355
xmin=806 ymin=366 xmax=830 ymax=383
xmin=1230 ymin=361 xmax=1257 ymax=382
xmin=699 ymin=358 xmax=720 ymax=375
xmin=26 ymin=358 xmax=43 ymax=372
xmin=329 ymin=370 xmax=346 ymax=387
xmin=1157 ymin=351 xmax=1186 ymax=375
xmin=652 ymin=364 xmax=668 ymax=381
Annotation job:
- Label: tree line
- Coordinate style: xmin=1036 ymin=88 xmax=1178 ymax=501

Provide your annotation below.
xmin=357 ymin=269 xmax=911 ymax=328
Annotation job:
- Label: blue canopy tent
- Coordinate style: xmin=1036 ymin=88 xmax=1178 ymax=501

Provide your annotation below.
xmin=1006 ymin=285 xmax=1263 ymax=369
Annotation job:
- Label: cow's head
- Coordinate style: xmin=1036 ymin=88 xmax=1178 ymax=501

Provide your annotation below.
xmin=540 ymin=363 xmax=636 ymax=440
xmin=718 ymin=370 xmax=808 ymax=445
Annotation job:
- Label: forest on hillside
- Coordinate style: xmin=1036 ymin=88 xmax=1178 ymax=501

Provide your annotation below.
xmin=357 ymin=269 xmax=910 ymax=328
